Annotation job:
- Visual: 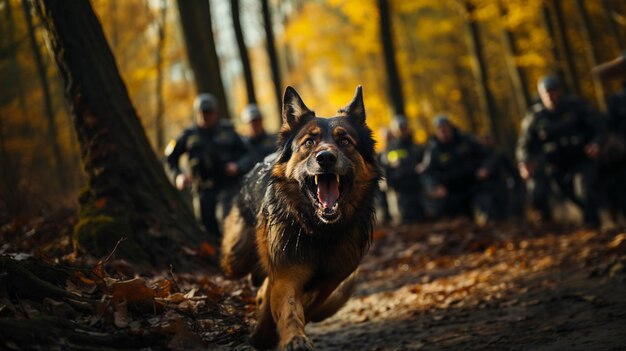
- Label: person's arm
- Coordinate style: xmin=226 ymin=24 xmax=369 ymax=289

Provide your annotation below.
xmin=165 ymin=130 xmax=190 ymax=189
xmin=419 ymin=141 xmax=440 ymax=190
xmin=516 ymin=111 xmax=538 ymax=179
xmin=165 ymin=130 xmax=188 ymax=177
xmin=579 ymin=100 xmax=606 ymax=155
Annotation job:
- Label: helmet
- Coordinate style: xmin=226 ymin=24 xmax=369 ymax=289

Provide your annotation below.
xmin=241 ymin=104 xmax=262 ymax=123
xmin=392 ymin=114 xmax=408 ymax=130
xmin=537 ymin=75 xmax=561 ymax=92
xmin=433 ymin=114 xmax=451 ymax=127
xmin=193 ymin=93 xmax=217 ymax=112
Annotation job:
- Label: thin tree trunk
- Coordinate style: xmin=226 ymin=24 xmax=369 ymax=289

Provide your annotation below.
xmin=603 ymin=0 xmax=625 ymax=51
xmin=377 ymin=0 xmax=406 ymax=117
xmin=231 ymin=0 xmax=257 ymax=106
xmin=498 ymin=1 xmax=530 ymax=118
xmin=35 ymin=0 xmax=207 ymax=266
xmin=541 ymin=5 xmax=568 ymax=94
xmin=574 ymin=0 xmax=607 ymax=111
xmin=548 ymin=0 xmax=581 ymax=95
xmin=463 ymin=1 xmax=501 ymax=143
xmin=176 ymin=0 xmax=230 ymax=120
xmin=155 ymin=0 xmax=167 ymax=152
xmin=261 ymin=0 xmax=283 ymax=120
xmin=22 ymin=0 xmax=67 ymax=191
xmin=396 ymin=12 xmax=430 ymax=129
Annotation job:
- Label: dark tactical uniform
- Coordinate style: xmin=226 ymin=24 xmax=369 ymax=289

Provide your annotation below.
xmin=516 ymin=96 xmax=603 ymax=226
xmin=421 ymin=129 xmax=493 ymax=219
xmin=245 ymin=132 xmax=277 ymax=164
xmin=601 ymin=84 xmax=626 ymax=215
xmin=480 ymin=147 xmax=524 ymax=221
xmin=380 ymin=136 xmax=424 ymax=222
xmin=607 ymin=83 xmax=626 ymax=138
xmin=166 ymin=120 xmax=254 ymax=238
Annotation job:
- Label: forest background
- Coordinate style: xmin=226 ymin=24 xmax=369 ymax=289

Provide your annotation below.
xmin=1 ymin=0 xmax=625 ymax=219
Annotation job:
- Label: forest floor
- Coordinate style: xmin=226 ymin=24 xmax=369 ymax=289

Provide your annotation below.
xmin=1 ymin=209 xmax=626 ymax=350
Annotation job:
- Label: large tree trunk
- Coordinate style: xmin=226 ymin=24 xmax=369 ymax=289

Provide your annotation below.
xmin=22 ymin=0 xmax=67 ymax=192
xmin=34 ymin=0 xmax=207 ymax=266
xmin=261 ymin=0 xmax=283 ymax=121
xmin=154 ymin=0 xmax=167 ymax=152
xmin=377 ymin=0 xmax=406 ymax=117
xmin=3 ymin=0 xmax=28 ymax=118
xmin=574 ymin=0 xmax=607 ymax=111
xmin=0 ymin=114 xmax=22 ymax=218
xmin=231 ymin=0 xmax=257 ymax=106
xmin=176 ymin=0 xmax=230 ymax=120
xmin=463 ymin=1 xmax=501 ymax=144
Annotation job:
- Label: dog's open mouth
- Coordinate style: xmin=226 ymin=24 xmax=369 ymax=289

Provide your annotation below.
xmin=305 ymin=173 xmax=345 ymax=223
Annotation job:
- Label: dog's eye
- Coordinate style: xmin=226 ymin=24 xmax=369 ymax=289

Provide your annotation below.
xmin=304 ymin=138 xmax=315 ymax=147
xmin=339 ymin=138 xmax=351 ymax=146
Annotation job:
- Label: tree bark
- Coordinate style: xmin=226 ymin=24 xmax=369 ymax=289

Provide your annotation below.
xmin=574 ymin=0 xmax=607 ymax=111
xmin=176 ymin=0 xmax=230 ymax=120
xmin=377 ymin=0 xmax=406 ymax=117
xmin=232 ymin=0 xmax=257 ymax=106
xmin=34 ymin=0 xmax=207 ymax=266
xmin=463 ymin=1 xmax=501 ymax=143
xmin=155 ymin=0 xmax=167 ymax=152
xmin=2 ymin=0 xmax=29 ymax=118
xmin=22 ymin=0 xmax=67 ymax=192
xmin=261 ymin=0 xmax=283 ymax=120
xmin=0 ymin=112 xmax=22 ymax=217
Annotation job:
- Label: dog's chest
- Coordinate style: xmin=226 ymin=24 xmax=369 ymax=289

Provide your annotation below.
xmin=268 ymin=225 xmax=365 ymax=277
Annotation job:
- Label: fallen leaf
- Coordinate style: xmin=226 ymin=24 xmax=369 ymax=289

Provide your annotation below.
xmin=107 ymin=278 xmax=156 ymax=303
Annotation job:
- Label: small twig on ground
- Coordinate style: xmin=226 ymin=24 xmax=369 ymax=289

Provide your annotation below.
xmin=98 ymin=237 xmax=127 ymax=266
xmin=169 ymin=264 xmax=181 ymax=293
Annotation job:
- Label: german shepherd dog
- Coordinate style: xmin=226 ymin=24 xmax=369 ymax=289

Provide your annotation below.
xmin=221 ymin=86 xmax=381 ymax=350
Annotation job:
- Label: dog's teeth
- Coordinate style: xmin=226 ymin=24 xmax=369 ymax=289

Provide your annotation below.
xmin=315 ymin=175 xmax=318 ymax=186
xmin=336 ymin=174 xmax=340 ymax=184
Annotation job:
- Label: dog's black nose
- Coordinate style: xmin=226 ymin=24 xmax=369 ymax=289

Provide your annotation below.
xmin=316 ymin=150 xmax=337 ymax=168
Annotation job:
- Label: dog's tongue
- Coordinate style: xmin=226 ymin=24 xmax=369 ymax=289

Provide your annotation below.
xmin=317 ymin=175 xmax=339 ymax=209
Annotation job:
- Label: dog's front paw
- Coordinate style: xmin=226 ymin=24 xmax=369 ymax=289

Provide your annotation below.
xmin=281 ymin=335 xmax=315 ymax=351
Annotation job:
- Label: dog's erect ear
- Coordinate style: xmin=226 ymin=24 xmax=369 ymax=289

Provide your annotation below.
xmin=339 ymin=85 xmax=365 ymax=126
xmin=282 ymin=86 xmax=314 ymax=131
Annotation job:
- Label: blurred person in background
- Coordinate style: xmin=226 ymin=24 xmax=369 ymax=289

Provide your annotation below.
xmin=516 ymin=75 xmax=604 ymax=227
xmin=241 ymin=104 xmax=277 ymax=163
xmin=165 ymin=93 xmax=255 ymax=240
xmin=420 ymin=115 xmax=495 ymax=222
xmin=380 ymin=115 xmax=425 ymax=223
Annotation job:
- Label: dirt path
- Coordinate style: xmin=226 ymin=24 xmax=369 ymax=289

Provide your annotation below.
xmin=307 ymin=221 xmax=626 ymax=350
xmin=2 ymin=213 xmax=625 ymax=350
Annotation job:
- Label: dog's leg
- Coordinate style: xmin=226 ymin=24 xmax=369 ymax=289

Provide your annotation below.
xmin=308 ymin=269 xmax=358 ymax=323
xmin=270 ymin=266 xmax=315 ymax=351
xmin=220 ymin=205 xmax=258 ymax=279
xmin=250 ymin=277 xmax=278 ymax=349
